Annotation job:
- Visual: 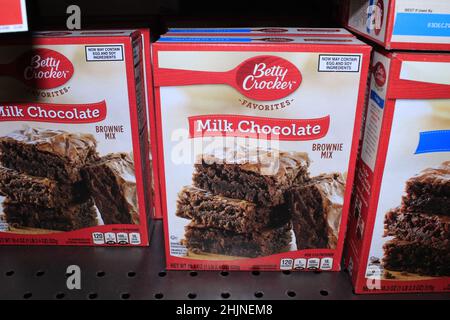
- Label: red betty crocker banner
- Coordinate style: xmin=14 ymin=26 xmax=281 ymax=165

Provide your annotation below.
xmin=0 ymin=101 xmax=107 ymax=123
xmin=155 ymin=55 xmax=302 ymax=101
xmin=188 ymin=114 xmax=330 ymax=141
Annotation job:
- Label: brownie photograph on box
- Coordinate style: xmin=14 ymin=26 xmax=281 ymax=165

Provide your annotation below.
xmin=83 ymin=152 xmax=139 ymax=225
xmin=287 ymin=172 xmax=345 ymax=250
xmin=175 ymin=147 xmax=346 ymax=259
xmin=192 ymin=148 xmax=311 ymax=207
xmin=401 ymin=162 xmax=450 ymax=216
xmin=0 ymin=127 xmax=139 ymax=233
xmin=382 ymin=162 xmax=450 ymax=277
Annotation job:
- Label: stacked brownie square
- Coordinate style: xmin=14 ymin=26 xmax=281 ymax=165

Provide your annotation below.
xmin=176 ymin=147 xmax=346 ymax=258
xmin=286 ymin=172 xmax=346 ymax=250
xmin=383 ymin=161 xmax=450 ymax=276
xmin=0 ymin=127 xmax=99 ymax=231
xmin=83 ymin=152 xmax=140 ymax=225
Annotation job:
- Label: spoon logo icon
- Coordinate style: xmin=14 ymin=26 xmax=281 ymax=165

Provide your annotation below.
xmin=155 ymin=55 xmax=302 ymax=101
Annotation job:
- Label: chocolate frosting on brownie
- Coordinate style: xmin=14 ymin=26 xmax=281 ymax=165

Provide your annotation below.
xmin=0 ymin=127 xmax=97 ymax=163
xmin=402 ymin=161 xmax=450 ymax=216
xmin=84 ymin=152 xmax=138 ymax=224
xmin=100 ymin=152 xmax=136 ymax=184
xmin=196 ymin=146 xmax=310 ymax=178
xmin=193 ymin=147 xmax=310 ymax=207
xmin=287 ymin=172 xmax=345 ymax=250
xmin=408 ymin=161 xmax=450 ymax=185
xmin=312 ymin=173 xmax=345 ymax=247
xmin=104 ymin=153 xmax=136 ymax=212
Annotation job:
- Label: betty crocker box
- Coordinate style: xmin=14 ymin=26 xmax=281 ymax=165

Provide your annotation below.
xmin=346 ymin=0 xmax=450 ymax=51
xmin=152 ymin=35 xmax=371 ymax=270
xmin=345 ymin=50 xmax=450 ymax=293
xmin=0 ymin=30 xmax=153 ymax=246
xmin=166 ymin=27 xmax=354 ymax=37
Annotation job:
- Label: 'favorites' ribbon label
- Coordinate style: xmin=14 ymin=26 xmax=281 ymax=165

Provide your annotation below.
xmin=0 ymin=101 xmax=107 ymax=123
xmin=188 ymin=114 xmax=330 ymax=141
xmin=415 ymin=130 xmax=450 ymax=154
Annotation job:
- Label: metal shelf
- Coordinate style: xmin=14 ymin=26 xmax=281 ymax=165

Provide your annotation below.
xmin=0 ymin=221 xmax=448 ymax=300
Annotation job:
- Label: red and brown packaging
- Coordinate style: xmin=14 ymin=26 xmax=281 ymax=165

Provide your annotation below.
xmin=345 ymin=49 xmax=450 ymax=293
xmin=0 ymin=30 xmax=152 ymax=246
xmin=152 ymin=35 xmax=371 ymax=271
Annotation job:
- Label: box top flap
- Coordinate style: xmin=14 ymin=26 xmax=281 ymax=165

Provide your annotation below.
xmin=166 ymin=27 xmax=354 ymax=37
xmin=388 ymin=53 xmax=450 ymax=99
xmin=157 ymin=35 xmax=365 ymax=45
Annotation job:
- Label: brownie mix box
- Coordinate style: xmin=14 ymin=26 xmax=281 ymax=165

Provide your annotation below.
xmin=152 ymin=35 xmax=371 ymax=270
xmin=345 ymin=50 xmax=450 ymax=293
xmin=0 ymin=30 xmax=152 ymax=246
xmin=346 ymin=0 xmax=450 ymax=51
xmin=139 ymin=29 xmax=163 ymax=221
xmin=166 ymin=27 xmax=354 ymax=37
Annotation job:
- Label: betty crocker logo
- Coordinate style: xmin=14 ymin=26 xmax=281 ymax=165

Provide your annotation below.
xmin=1 ymin=49 xmax=74 ymax=90
xmin=235 ymin=56 xmax=302 ymax=101
xmin=367 ymin=0 xmax=384 ymax=36
xmin=373 ymin=62 xmax=386 ymax=88
xmin=374 ymin=0 xmax=384 ymax=36
xmin=155 ymin=55 xmax=302 ymax=101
